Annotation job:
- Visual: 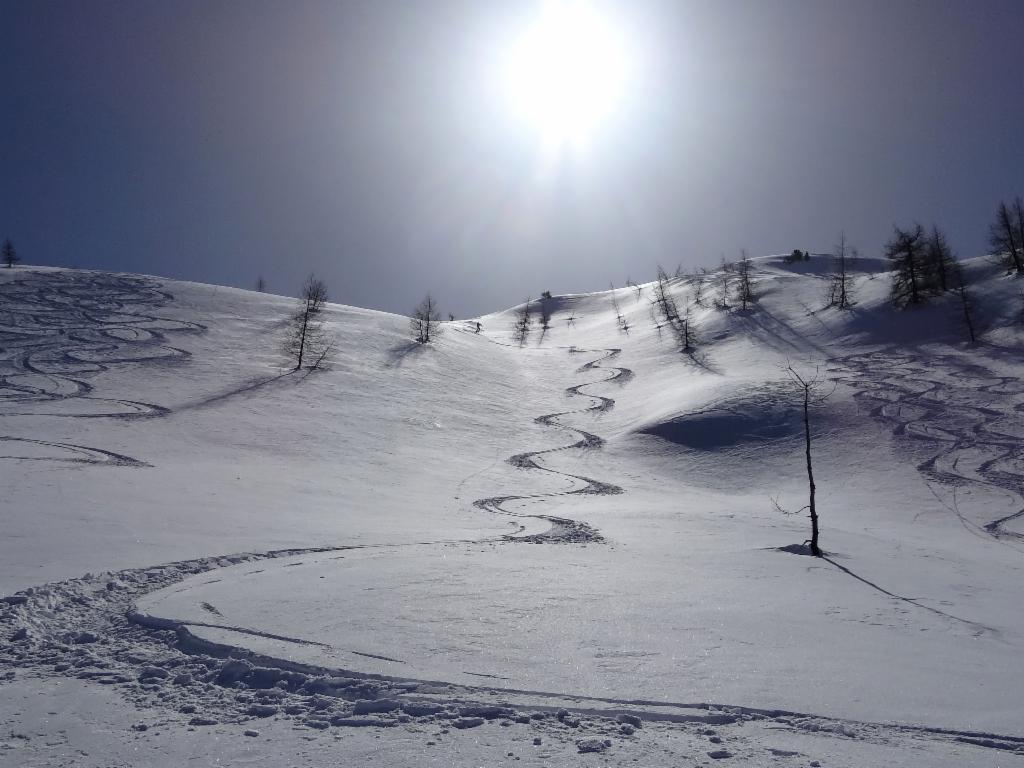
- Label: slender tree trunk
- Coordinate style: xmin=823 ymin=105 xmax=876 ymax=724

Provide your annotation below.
xmin=959 ymin=285 xmax=976 ymax=343
xmin=907 ymin=255 xmax=920 ymax=304
xmin=296 ymin=304 xmax=309 ymax=370
xmin=803 ymin=386 xmax=820 ymax=556
xmin=1000 ymin=204 xmax=1023 ymax=273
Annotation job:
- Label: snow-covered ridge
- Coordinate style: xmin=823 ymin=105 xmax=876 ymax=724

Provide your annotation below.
xmin=2 ymin=262 xmax=1023 ymax=765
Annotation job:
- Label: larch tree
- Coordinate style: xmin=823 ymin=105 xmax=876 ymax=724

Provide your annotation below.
xmin=827 ymin=233 xmax=856 ymax=309
xmin=411 ymin=293 xmax=443 ymax=344
xmin=953 ymin=267 xmax=977 ymax=344
xmin=284 ymin=274 xmax=332 ymax=370
xmin=886 ymin=224 xmax=928 ymax=306
xmin=735 ymin=251 xmax=756 ymax=309
xmin=512 ymin=297 xmax=532 ymax=346
xmin=924 ymin=225 xmax=956 ymax=294
xmin=609 ymin=284 xmax=628 ymax=333
xmin=989 ymin=197 xmax=1024 ymax=274
xmin=2 ymin=239 xmax=19 ymax=268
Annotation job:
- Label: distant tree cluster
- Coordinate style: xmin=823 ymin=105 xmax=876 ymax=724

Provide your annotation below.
xmin=886 ymin=223 xmax=958 ymax=307
xmin=652 ymin=267 xmax=696 ymax=351
xmin=512 ymin=297 xmax=532 ymax=346
xmin=783 ymin=248 xmax=811 ymax=264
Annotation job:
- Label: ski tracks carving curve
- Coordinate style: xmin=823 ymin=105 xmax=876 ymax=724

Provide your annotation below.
xmin=473 ymin=347 xmax=632 ymax=544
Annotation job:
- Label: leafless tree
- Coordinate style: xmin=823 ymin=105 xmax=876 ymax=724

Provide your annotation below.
xmin=539 ymin=292 xmax=553 ymax=330
xmin=652 ymin=267 xmax=679 ymax=326
xmin=783 ymin=363 xmax=834 ymax=557
xmin=652 ymin=266 xmax=698 ymax=351
xmin=2 ymin=239 xmax=19 ymax=268
xmin=680 ymin=302 xmax=697 ymax=351
xmin=989 ymin=197 xmax=1024 ymax=274
xmin=284 ymin=274 xmax=332 ymax=370
xmin=609 ymin=283 xmax=628 ymax=333
xmin=411 ymin=293 xmax=443 ymax=344
xmin=953 ymin=267 xmax=977 ymax=343
xmin=713 ymin=259 xmax=733 ymax=310
xmin=626 ymin=278 xmax=643 ymax=302
xmin=886 ymin=224 xmax=927 ymax=306
xmin=735 ymin=251 xmax=756 ymax=309
xmin=691 ymin=268 xmax=707 ymax=307
xmin=256 ymin=275 xmax=266 ymax=292
xmin=827 ymin=232 xmax=856 ymax=309
xmin=513 ymin=297 xmax=532 ymax=346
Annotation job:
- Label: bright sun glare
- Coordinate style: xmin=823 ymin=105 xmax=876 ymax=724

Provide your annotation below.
xmin=500 ymin=1 xmax=633 ymax=149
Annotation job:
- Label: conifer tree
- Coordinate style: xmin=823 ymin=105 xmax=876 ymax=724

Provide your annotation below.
xmin=2 ymin=239 xmax=19 ymax=268
xmin=886 ymin=224 xmax=928 ymax=306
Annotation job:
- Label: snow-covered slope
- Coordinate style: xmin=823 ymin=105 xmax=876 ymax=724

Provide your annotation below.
xmin=2 ymin=260 xmax=1023 ymax=766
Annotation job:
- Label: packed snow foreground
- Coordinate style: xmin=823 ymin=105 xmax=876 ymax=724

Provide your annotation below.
xmin=2 ymin=260 xmax=1023 ymax=767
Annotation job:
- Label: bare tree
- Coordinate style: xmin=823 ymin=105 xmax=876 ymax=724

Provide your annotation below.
xmin=886 ymin=224 xmax=927 ymax=306
xmin=539 ymin=292 xmax=553 ymax=330
xmin=411 ymin=293 xmax=443 ymax=344
xmin=713 ymin=259 xmax=733 ymax=310
xmin=256 ymin=275 xmax=266 ymax=292
xmin=652 ymin=267 xmax=680 ymax=327
xmin=827 ymin=232 xmax=856 ymax=309
xmin=652 ymin=266 xmax=698 ymax=352
xmin=784 ymin=363 xmax=834 ymax=557
xmin=626 ymin=278 xmax=643 ymax=302
xmin=512 ymin=297 xmax=532 ymax=346
xmin=609 ymin=283 xmax=628 ymax=333
xmin=284 ymin=274 xmax=332 ymax=370
xmin=953 ymin=267 xmax=977 ymax=343
xmin=691 ymin=268 xmax=707 ymax=307
xmin=989 ymin=197 xmax=1024 ymax=274
xmin=2 ymin=239 xmax=19 ymax=268
xmin=735 ymin=251 xmax=756 ymax=309
xmin=680 ymin=302 xmax=697 ymax=351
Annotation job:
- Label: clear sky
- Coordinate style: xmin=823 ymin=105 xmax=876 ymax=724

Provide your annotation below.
xmin=2 ymin=0 xmax=1022 ymax=317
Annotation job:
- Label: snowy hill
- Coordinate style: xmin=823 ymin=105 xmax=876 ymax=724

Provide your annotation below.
xmin=2 ymin=260 xmax=1023 ymax=766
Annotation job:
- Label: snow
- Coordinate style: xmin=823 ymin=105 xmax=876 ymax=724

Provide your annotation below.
xmin=2 ymin=258 xmax=1024 ymax=766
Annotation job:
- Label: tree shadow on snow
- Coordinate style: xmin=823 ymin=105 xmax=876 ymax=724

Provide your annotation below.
xmin=384 ymin=340 xmax=429 ymax=367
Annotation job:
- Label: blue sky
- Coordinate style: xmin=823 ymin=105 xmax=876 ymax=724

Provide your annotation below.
xmin=2 ymin=0 xmax=1022 ymax=316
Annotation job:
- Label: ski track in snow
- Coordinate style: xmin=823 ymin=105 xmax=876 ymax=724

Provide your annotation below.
xmin=832 ymin=349 xmax=1024 ymax=547
xmin=4 ymin=546 xmax=1024 ymax=761
xmin=473 ymin=346 xmax=630 ymax=544
xmin=0 ymin=271 xmax=204 ymax=465
xmin=3 ymin=274 xmax=1024 ymax=761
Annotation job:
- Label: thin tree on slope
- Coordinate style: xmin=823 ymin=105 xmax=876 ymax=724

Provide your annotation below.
xmin=886 ymin=224 xmax=927 ymax=306
xmin=827 ymin=233 xmax=856 ymax=309
xmin=411 ymin=293 xmax=443 ymax=344
xmin=284 ymin=274 xmax=332 ymax=370
xmin=989 ymin=197 xmax=1024 ymax=275
xmin=784 ymin=363 xmax=834 ymax=558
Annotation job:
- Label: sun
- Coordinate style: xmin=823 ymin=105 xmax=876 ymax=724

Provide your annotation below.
xmin=499 ymin=1 xmax=634 ymax=149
